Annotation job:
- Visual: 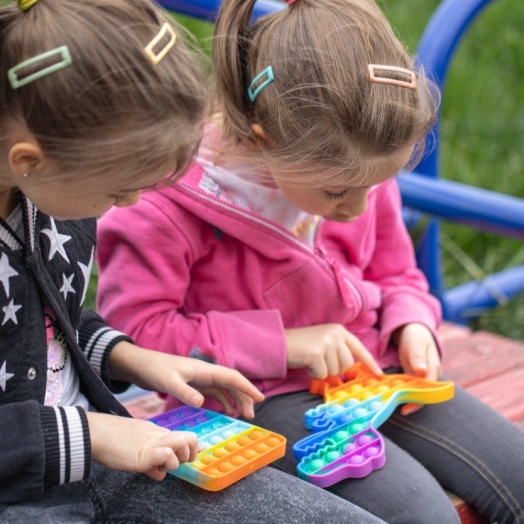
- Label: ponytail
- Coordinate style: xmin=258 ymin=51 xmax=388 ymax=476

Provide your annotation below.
xmin=213 ymin=0 xmax=258 ymax=142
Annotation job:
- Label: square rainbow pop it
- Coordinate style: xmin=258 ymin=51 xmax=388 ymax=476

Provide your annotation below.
xmin=293 ymin=363 xmax=454 ymax=488
xmin=149 ymin=406 xmax=286 ymax=491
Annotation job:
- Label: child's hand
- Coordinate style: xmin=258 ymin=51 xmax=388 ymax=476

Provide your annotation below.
xmin=109 ymin=342 xmax=264 ymax=419
xmin=86 ymin=411 xmax=199 ymax=481
xmin=285 ymin=323 xmax=383 ymax=379
xmin=392 ymin=322 xmax=442 ymax=415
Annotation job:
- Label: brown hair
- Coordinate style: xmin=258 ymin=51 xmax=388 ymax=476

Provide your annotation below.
xmin=212 ymin=0 xmax=439 ymax=186
xmin=0 ymin=0 xmax=208 ymax=182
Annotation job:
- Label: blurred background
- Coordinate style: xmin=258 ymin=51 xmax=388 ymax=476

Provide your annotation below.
xmin=3 ymin=0 xmax=521 ymax=339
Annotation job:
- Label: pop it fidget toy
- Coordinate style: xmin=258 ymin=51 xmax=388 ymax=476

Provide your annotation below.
xmin=149 ymin=406 xmax=286 ymax=491
xmin=293 ymin=363 xmax=454 ymax=488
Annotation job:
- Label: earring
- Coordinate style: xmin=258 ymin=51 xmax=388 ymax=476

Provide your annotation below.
xmin=23 ymin=173 xmax=30 ymax=178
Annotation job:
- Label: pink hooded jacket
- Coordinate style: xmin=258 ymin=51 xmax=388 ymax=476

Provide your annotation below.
xmin=97 ymin=162 xmax=441 ymax=411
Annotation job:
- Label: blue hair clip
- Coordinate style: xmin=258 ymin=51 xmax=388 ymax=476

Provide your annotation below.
xmin=247 ymin=66 xmax=274 ymax=103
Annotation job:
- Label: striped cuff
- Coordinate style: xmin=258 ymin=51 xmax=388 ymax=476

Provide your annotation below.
xmin=83 ymin=327 xmax=132 ymax=392
xmin=41 ymin=406 xmax=91 ymax=489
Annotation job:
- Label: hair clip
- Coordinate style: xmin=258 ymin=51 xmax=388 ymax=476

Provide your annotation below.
xmin=7 ymin=45 xmax=72 ymax=89
xmin=144 ymin=22 xmax=177 ymax=65
xmin=247 ymin=66 xmax=274 ymax=103
xmin=368 ymin=64 xmax=417 ymax=90
xmin=17 ymin=0 xmax=38 ymax=11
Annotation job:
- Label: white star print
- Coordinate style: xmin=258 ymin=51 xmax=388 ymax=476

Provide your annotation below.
xmin=0 ymin=361 xmax=14 ymax=392
xmin=2 ymin=299 xmax=21 ymax=325
xmin=60 ymin=273 xmax=76 ymax=300
xmin=41 ymin=218 xmax=71 ymax=263
xmin=78 ymin=248 xmax=94 ymax=306
xmin=0 ymin=253 xmax=18 ymax=297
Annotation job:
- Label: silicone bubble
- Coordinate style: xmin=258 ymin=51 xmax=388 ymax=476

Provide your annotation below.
xmin=293 ymin=363 xmax=454 ymax=488
xmin=149 ymin=407 xmax=286 ymax=491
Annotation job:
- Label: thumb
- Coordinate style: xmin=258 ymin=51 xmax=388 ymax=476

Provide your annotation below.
xmin=407 ymin=344 xmax=428 ymax=377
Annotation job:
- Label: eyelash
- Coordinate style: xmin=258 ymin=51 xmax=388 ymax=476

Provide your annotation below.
xmin=323 ymin=190 xmax=348 ymax=200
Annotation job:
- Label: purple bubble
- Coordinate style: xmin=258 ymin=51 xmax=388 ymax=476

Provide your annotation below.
xmin=348 ymin=454 xmax=365 ymax=465
xmin=364 ymin=446 xmax=380 ymax=458
xmin=355 ymin=435 xmax=373 ymax=447
xmin=343 ymin=442 xmax=357 ymax=454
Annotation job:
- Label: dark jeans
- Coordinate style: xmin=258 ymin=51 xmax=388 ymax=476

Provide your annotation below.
xmin=251 ymin=383 xmax=524 ymax=524
xmin=1 ymin=463 xmax=387 ymax=524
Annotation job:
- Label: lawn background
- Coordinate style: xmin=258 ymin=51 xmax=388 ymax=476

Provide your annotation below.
xmin=2 ymin=0 xmax=522 ymax=339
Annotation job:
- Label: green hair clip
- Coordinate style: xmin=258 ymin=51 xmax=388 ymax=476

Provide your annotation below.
xmin=7 ymin=45 xmax=72 ymax=89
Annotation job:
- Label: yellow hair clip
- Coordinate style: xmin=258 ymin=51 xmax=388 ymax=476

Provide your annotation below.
xmin=18 ymin=0 xmax=39 ymax=11
xmin=144 ymin=22 xmax=176 ymax=65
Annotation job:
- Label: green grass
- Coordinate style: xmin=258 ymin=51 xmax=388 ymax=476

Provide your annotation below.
xmin=44 ymin=0 xmax=521 ymax=340
xmin=380 ymin=0 xmax=524 ymax=338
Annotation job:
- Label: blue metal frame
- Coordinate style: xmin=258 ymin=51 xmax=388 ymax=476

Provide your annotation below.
xmin=159 ymin=0 xmax=524 ymax=323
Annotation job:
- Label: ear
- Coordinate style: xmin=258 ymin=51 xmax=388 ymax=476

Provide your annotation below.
xmin=8 ymin=141 xmax=44 ymax=179
xmin=248 ymin=123 xmax=271 ymax=152
xmin=251 ymin=123 xmax=268 ymax=142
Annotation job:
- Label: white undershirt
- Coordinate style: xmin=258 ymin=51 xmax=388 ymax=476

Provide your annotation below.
xmin=7 ymin=204 xmax=89 ymax=409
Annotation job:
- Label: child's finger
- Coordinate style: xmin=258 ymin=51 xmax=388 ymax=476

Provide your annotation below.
xmin=149 ymin=447 xmax=180 ymax=473
xmin=401 ymin=403 xmax=424 ymax=416
xmin=166 ymin=376 xmax=205 ymax=407
xmin=203 ymin=387 xmax=235 ymax=415
xmin=404 ymin=342 xmax=429 ymax=377
xmin=210 ymin=368 xmax=265 ymax=403
xmin=347 ymin=336 xmax=383 ymax=376
xmin=228 ymin=391 xmax=256 ymax=419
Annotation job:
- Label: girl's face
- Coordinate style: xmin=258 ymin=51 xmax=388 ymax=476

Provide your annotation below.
xmin=17 ymin=166 xmax=170 ymax=221
xmin=273 ymin=147 xmax=414 ymax=223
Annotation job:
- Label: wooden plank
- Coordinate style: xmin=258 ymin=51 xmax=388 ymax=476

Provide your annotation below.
xmin=442 ymin=331 xmax=524 ymax=388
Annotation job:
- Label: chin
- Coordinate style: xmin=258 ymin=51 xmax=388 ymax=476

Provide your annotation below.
xmin=326 ymin=214 xmax=356 ymax=223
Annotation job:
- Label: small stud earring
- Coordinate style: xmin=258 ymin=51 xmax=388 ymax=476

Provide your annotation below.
xmin=23 ymin=173 xmax=30 ymax=178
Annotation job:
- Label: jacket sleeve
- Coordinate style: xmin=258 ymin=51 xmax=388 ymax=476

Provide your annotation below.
xmin=0 ymin=401 xmax=90 ymax=504
xmin=364 ymin=180 xmax=442 ymax=354
xmin=96 ymin=194 xmax=288 ymax=382
xmin=78 ymin=309 xmax=132 ymax=393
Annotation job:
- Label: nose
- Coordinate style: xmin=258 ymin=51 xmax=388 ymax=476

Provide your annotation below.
xmin=337 ymin=193 xmax=368 ymax=218
xmin=115 ymin=190 xmax=141 ymax=208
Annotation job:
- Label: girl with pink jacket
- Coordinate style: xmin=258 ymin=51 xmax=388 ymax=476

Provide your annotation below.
xmin=97 ymin=0 xmax=524 ymax=522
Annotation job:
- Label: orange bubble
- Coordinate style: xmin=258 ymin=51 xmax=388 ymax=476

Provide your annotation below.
xmin=254 ymin=443 xmax=269 ymax=453
xmin=218 ymin=462 xmax=235 ymax=472
xmin=237 ymin=437 xmax=251 ymax=446
xmin=230 ymin=456 xmax=246 ymax=466
xmin=226 ymin=442 xmax=241 ymax=452
xmin=213 ymin=448 xmax=229 ymax=458
xmin=243 ymin=449 xmax=257 ymax=460
xmin=249 ymin=431 xmax=264 ymax=440
xmin=265 ymin=437 xmax=280 ymax=447
xmin=200 ymin=455 xmax=216 ymax=465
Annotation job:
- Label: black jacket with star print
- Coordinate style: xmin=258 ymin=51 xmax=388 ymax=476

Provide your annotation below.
xmin=0 ymin=198 xmax=132 ymax=504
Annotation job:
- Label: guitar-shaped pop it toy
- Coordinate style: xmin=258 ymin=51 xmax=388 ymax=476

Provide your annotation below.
xmin=293 ymin=363 xmax=454 ymax=488
xmin=149 ymin=406 xmax=286 ymax=491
